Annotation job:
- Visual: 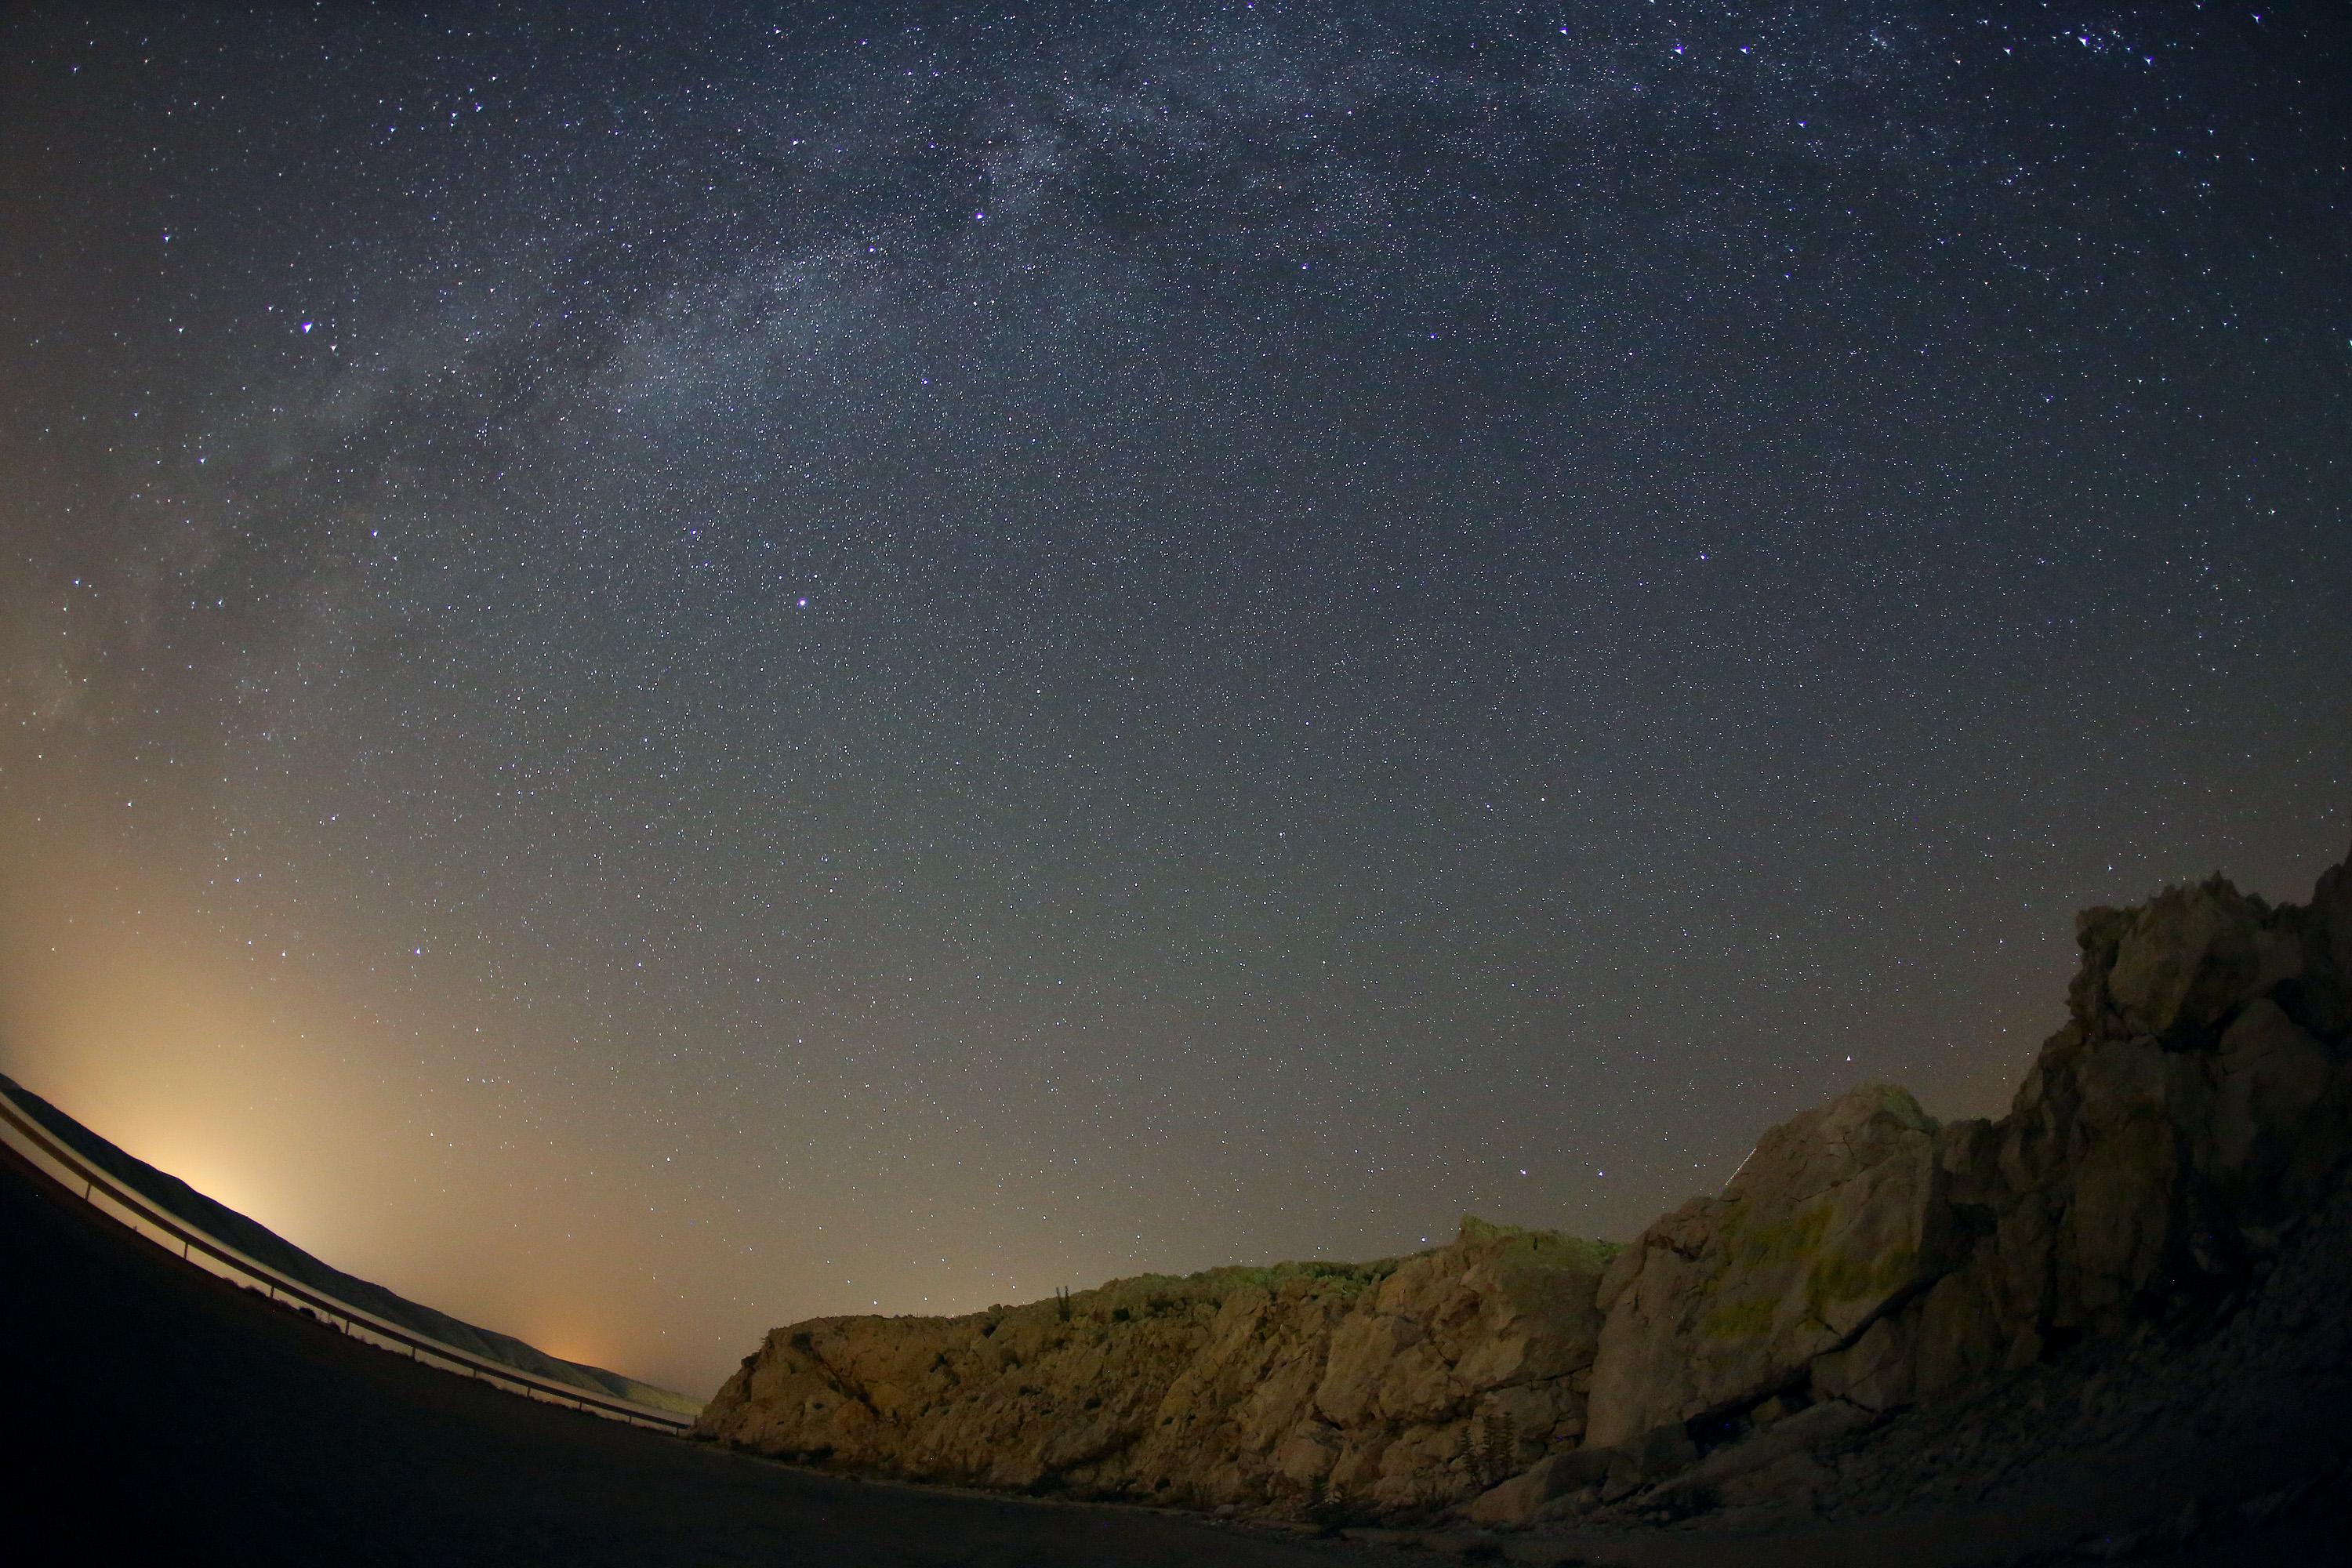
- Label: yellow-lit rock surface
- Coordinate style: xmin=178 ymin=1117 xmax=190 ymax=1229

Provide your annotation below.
xmin=697 ymin=848 xmax=2352 ymax=1526
xmin=698 ymin=1218 xmax=1613 ymax=1512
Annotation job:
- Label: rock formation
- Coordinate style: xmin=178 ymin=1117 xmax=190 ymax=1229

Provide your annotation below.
xmin=691 ymin=1221 xmax=1616 ymax=1512
xmin=695 ymin=848 xmax=2352 ymax=1531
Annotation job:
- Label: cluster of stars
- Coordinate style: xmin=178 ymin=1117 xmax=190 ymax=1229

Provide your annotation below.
xmin=1 ymin=2 xmax=2347 ymax=1397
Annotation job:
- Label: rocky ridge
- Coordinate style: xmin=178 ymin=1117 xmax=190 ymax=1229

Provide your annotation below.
xmin=691 ymin=1221 xmax=1618 ymax=1512
xmin=694 ymin=849 xmax=2352 ymax=1542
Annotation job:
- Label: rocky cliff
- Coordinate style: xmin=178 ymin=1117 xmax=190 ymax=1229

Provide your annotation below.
xmin=695 ymin=849 xmax=2352 ymax=1530
xmin=691 ymin=1221 xmax=1617 ymax=1512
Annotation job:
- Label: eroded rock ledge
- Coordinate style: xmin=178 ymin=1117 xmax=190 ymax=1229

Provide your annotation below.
xmin=694 ymin=848 xmax=2352 ymax=1530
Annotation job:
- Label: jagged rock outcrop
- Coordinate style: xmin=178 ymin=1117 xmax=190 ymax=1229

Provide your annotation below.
xmin=1566 ymin=854 xmax=2352 ymax=1518
xmin=695 ymin=848 xmax=2352 ymax=1529
xmin=1888 ymin=864 xmax=2352 ymax=1406
xmin=695 ymin=1220 xmax=1615 ymax=1511
xmin=1583 ymin=1081 xmax=1956 ymax=1448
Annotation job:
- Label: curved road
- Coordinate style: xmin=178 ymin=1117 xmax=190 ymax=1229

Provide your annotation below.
xmin=0 ymin=1142 xmax=1361 ymax=1567
xmin=7 ymin=1136 xmax=2339 ymax=1566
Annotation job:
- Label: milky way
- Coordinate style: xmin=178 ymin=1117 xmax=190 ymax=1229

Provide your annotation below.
xmin=3 ymin=2 xmax=2347 ymax=1393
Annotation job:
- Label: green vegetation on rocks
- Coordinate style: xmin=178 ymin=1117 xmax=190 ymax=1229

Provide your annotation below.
xmin=699 ymin=847 xmax=2352 ymax=1530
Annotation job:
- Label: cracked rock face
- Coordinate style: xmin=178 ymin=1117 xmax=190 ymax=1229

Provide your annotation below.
xmin=693 ymin=1219 xmax=1616 ymax=1512
xmin=695 ymin=848 xmax=2352 ymax=1526
xmin=1582 ymin=1082 xmax=1953 ymax=1448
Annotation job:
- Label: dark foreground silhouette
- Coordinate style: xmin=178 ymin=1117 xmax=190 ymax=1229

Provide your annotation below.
xmin=3 ymin=1132 xmax=2345 ymax=1566
xmin=0 ymin=1065 xmax=697 ymax=1419
xmin=0 ymin=1141 xmax=1358 ymax=1567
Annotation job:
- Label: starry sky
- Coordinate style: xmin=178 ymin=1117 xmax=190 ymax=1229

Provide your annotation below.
xmin=2 ymin=1 xmax=2347 ymax=1396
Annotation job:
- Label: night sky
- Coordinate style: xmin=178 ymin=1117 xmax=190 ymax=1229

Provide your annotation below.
xmin=2 ymin=2 xmax=2347 ymax=1397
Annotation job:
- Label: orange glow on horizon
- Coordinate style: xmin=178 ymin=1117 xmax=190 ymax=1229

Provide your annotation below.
xmin=0 ymin=819 xmax=692 ymax=1392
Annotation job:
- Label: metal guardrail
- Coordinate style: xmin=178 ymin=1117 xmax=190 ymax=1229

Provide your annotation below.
xmin=0 ymin=1087 xmax=696 ymax=1432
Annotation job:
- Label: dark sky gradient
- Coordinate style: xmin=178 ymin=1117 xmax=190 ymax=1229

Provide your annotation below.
xmin=3 ymin=1 xmax=2347 ymax=1396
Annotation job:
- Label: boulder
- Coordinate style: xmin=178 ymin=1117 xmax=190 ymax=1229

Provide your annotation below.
xmin=2207 ymin=998 xmax=2347 ymax=1217
xmin=1464 ymin=1450 xmax=1592 ymax=1525
xmin=2095 ymin=878 xmax=2303 ymax=1044
xmin=1649 ymin=1398 xmax=1871 ymax=1512
xmin=1584 ymin=1083 xmax=1948 ymax=1447
xmin=1809 ymin=1311 xmax=1915 ymax=1414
